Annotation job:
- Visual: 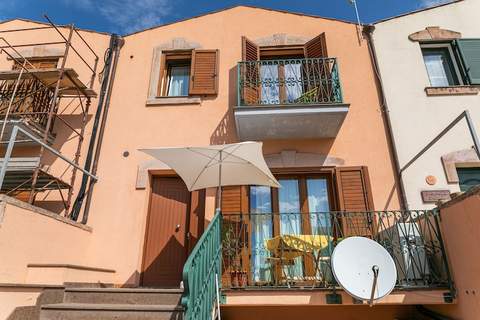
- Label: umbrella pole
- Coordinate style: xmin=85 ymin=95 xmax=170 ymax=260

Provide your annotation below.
xmin=216 ymin=150 xmax=222 ymax=212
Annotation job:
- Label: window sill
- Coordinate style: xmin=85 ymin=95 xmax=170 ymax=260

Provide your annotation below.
xmin=146 ymin=96 xmax=201 ymax=106
xmin=425 ymin=86 xmax=479 ymax=96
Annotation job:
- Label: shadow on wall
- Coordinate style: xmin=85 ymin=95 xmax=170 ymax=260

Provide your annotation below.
xmin=210 ymin=66 xmax=239 ymax=145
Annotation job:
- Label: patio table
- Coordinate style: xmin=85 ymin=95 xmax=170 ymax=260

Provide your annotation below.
xmin=265 ymin=234 xmax=332 ymax=287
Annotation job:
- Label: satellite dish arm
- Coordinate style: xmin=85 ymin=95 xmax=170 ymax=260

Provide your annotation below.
xmin=369 ymin=265 xmax=379 ymax=307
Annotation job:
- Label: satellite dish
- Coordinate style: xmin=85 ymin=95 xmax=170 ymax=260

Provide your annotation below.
xmin=331 ymin=236 xmax=397 ymax=305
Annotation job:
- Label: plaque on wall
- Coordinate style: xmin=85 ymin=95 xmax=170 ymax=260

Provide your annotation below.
xmin=421 ymin=190 xmax=451 ymax=203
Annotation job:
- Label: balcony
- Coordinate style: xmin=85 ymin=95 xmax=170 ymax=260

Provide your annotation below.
xmin=221 ymin=210 xmax=451 ymax=291
xmin=234 ymin=58 xmax=349 ymax=140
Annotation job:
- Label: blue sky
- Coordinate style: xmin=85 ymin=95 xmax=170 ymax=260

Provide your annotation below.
xmin=0 ymin=0 xmax=452 ymax=35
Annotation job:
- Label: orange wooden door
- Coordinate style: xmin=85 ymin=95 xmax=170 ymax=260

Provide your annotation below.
xmin=142 ymin=177 xmax=190 ymax=287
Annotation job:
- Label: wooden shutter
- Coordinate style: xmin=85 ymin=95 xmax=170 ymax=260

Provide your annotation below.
xmin=335 ymin=166 xmax=374 ymax=237
xmin=241 ymin=36 xmax=260 ymax=105
xmin=456 ymin=39 xmax=480 ymax=85
xmin=304 ymin=33 xmax=328 ymax=58
xmin=220 ymin=186 xmax=250 ymax=286
xmin=189 ymin=49 xmax=218 ymax=95
xmin=304 ymin=33 xmax=330 ymax=102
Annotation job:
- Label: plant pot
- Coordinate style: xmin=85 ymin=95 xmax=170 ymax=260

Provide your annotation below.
xmin=237 ymin=271 xmax=247 ymax=288
xmin=230 ymin=271 xmax=239 ymax=288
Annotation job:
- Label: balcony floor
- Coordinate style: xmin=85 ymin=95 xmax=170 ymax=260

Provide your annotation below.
xmin=234 ymin=103 xmax=349 ymax=140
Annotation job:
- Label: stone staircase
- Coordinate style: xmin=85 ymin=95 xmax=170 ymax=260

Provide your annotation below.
xmin=39 ymin=287 xmax=184 ymax=320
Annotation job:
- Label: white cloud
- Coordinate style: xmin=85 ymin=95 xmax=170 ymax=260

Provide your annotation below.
xmin=418 ymin=0 xmax=453 ymax=8
xmin=64 ymin=0 xmax=172 ymax=34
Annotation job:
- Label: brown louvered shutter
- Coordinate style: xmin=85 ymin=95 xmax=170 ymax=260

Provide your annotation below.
xmin=304 ymin=33 xmax=330 ymax=102
xmin=221 ymin=186 xmax=250 ymax=286
xmin=189 ymin=49 xmax=218 ymax=95
xmin=304 ymin=33 xmax=328 ymax=58
xmin=241 ymin=36 xmax=259 ymax=105
xmin=335 ymin=166 xmax=374 ymax=237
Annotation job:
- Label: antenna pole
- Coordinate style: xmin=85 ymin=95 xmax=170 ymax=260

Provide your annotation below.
xmin=349 ymin=0 xmax=363 ymax=42
xmin=369 ymin=265 xmax=379 ymax=307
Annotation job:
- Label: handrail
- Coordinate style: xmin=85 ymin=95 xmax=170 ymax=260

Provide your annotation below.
xmin=182 ymin=210 xmax=222 ymax=320
xmin=237 ymin=57 xmax=343 ymax=106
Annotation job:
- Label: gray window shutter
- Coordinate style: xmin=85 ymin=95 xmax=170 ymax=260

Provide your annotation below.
xmin=456 ymin=39 xmax=480 ymax=85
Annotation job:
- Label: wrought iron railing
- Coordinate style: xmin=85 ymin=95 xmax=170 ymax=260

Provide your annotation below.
xmin=237 ymin=57 xmax=343 ymax=107
xmin=221 ymin=210 xmax=452 ymax=290
xmin=182 ymin=210 xmax=222 ymax=320
xmin=0 ymin=78 xmax=56 ymax=130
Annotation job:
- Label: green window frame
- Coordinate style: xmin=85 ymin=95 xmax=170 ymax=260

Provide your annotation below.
xmin=457 ymin=167 xmax=480 ymax=192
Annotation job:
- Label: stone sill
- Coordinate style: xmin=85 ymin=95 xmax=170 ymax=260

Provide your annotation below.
xmin=425 ymin=86 xmax=479 ymax=96
xmin=146 ymin=96 xmax=201 ymax=106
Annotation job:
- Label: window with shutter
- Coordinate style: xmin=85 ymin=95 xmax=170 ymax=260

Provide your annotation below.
xmin=12 ymin=58 xmax=59 ymax=70
xmin=189 ymin=49 xmax=218 ymax=95
xmin=334 ymin=166 xmax=374 ymax=237
xmin=455 ymin=39 xmax=480 ymax=85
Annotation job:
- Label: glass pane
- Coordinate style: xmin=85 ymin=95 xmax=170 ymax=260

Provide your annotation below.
xmin=457 ymin=167 xmax=480 ymax=192
xmin=307 ymin=178 xmax=331 ymax=236
xmin=422 ymin=47 xmax=458 ymax=87
xmin=167 ymin=65 xmax=190 ymax=96
xmin=278 ymin=179 xmax=301 ymax=235
xmin=250 ymin=186 xmax=272 ymax=283
xmin=278 ymin=179 xmax=303 ymax=280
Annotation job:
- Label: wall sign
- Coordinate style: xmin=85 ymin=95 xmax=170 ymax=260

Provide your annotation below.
xmin=421 ymin=190 xmax=451 ymax=203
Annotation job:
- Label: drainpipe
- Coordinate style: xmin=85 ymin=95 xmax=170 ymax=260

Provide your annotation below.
xmin=363 ymin=24 xmax=409 ymax=210
xmin=70 ymin=34 xmax=123 ymax=222
xmin=81 ymin=35 xmax=124 ymax=224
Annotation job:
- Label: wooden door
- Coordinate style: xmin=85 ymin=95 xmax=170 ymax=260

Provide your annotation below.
xmin=142 ymin=177 xmax=191 ymax=287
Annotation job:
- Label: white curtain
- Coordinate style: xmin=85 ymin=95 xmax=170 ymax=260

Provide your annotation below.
xmin=284 ymin=62 xmax=303 ymax=102
xmin=423 ymin=52 xmax=450 ymax=87
xmin=167 ymin=66 xmax=190 ymax=96
xmin=260 ymin=64 xmax=280 ymax=104
xmin=250 ymin=186 xmax=272 ymax=283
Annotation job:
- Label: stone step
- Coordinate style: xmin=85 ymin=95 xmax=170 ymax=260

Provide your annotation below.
xmin=40 ymin=303 xmax=183 ymax=320
xmin=64 ymin=287 xmax=183 ymax=305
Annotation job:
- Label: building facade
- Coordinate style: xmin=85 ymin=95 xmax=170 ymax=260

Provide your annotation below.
xmin=372 ymin=0 xmax=480 ymax=209
xmin=0 ymin=5 xmax=465 ymax=320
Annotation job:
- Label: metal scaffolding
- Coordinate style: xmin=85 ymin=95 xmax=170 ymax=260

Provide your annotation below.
xmin=0 ymin=16 xmax=99 ymax=215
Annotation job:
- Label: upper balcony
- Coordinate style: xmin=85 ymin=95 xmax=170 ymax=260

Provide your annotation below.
xmin=234 ymin=57 xmax=349 ymax=141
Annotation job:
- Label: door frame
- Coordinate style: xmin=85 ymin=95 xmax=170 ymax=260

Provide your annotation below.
xmin=139 ymin=173 xmax=192 ymax=287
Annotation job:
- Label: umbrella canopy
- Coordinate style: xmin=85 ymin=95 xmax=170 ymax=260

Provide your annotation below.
xmin=140 ymin=141 xmax=280 ymax=191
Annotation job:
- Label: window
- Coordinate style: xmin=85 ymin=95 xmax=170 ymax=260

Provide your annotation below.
xmin=166 ymin=63 xmax=190 ymax=97
xmin=157 ymin=49 xmax=218 ymax=97
xmin=421 ymin=44 xmax=462 ymax=87
xmin=457 ymin=167 xmax=480 ymax=192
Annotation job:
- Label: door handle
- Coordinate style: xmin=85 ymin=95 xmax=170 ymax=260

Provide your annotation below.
xmin=175 ymin=224 xmax=181 ymax=232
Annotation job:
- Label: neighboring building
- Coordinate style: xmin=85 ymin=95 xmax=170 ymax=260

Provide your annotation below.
xmin=0 ymin=5 xmax=460 ymax=320
xmin=371 ymin=0 xmax=480 ymax=209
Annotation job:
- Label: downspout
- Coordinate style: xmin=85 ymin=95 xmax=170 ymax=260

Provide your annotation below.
xmin=70 ymin=34 xmax=123 ymax=222
xmin=363 ymin=24 xmax=409 ymax=210
xmin=81 ymin=35 xmax=123 ymax=224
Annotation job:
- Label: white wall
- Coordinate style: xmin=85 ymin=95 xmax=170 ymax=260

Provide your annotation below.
xmin=372 ymin=0 xmax=480 ymax=209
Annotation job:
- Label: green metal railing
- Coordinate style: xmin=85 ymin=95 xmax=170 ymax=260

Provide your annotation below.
xmin=222 ymin=210 xmax=453 ymax=291
xmin=182 ymin=210 xmax=222 ymax=320
xmin=237 ymin=57 xmax=343 ymax=107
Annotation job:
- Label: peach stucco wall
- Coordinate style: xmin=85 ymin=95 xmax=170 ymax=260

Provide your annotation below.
xmin=425 ymin=188 xmax=480 ymax=319
xmin=83 ymin=6 xmax=400 ymax=285
xmin=0 ymin=6 xmax=400 ymax=288
xmin=0 ymin=196 xmax=114 ymax=284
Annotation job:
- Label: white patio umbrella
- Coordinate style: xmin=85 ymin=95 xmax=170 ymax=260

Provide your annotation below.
xmin=140 ymin=141 xmax=280 ymax=210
